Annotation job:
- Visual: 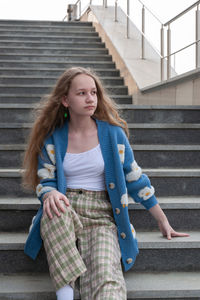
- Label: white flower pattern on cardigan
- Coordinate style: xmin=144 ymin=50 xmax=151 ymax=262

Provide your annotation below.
xmin=130 ymin=224 xmax=136 ymax=239
xmin=46 ymin=144 xmax=56 ymax=165
xmin=120 ymin=193 xmax=129 ymax=208
xmin=36 ymin=184 xmax=56 ymax=198
xmin=126 ymin=160 xmax=142 ymax=182
xmin=37 ymin=163 xmax=56 ymax=179
xmin=138 ymin=186 xmax=155 ymax=201
xmin=117 ymin=144 xmax=125 ymax=164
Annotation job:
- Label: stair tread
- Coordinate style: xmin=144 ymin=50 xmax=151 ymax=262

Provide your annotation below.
xmin=1 ymin=103 xmax=200 ymax=109
xmin=1 ymin=168 xmax=200 ymax=177
xmin=0 ymin=122 xmax=199 ymax=128
xmin=1 ymin=144 xmax=200 ymax=151
xmin=0 ymin=271 xmax=200 ymax=297
xmin=0 ymin=231 xmax=198 ymax=250
xmin=0 ymin=196 xmax=199 ymax=209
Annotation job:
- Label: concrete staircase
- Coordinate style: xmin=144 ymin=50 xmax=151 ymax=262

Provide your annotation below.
xmin=0 ymin=19 xmax=200 ymax=299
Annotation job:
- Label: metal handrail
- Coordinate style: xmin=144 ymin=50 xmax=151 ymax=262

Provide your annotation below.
xmin=121 ymin=9 xmax=163 ymax=58
xmin=162 ymin=39 xmax=200 ymax=60
xmin=66 ymin=0 xmax=200 ymax=83
xmin=164 ymin=0 xmax=200 ymax=26
xmin=137 ymin=0 xmax=163 ymax=25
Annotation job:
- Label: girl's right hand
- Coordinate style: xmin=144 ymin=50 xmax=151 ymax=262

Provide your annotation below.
xmin=43 ymin=190 xmax=70 ymax=219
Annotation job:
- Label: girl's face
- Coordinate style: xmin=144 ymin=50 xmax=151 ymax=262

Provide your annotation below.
xmin=62 ymin=74 xmax=98 ymax=118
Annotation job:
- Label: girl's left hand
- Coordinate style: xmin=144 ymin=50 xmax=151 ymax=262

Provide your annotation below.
xmin=158 ymin=219 xmax=190 ymax=240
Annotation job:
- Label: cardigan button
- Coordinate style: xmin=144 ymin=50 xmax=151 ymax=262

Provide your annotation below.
xmin=115 ymin=208 xmax=120 ymax=215
xmin=109 ymin=182 xmax=115 ymax=189
xmin=120 ymin=232 xmax=126 ymax=239
xmin=126 ymin=258 xmax=133 ymax=264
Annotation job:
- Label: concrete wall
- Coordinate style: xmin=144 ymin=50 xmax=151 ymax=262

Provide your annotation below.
xmin=81 ymin=6 xmax=200 ymax=105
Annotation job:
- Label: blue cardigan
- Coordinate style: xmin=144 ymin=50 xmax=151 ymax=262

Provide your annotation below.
xmin=24 ymin=119 xmax=158 ymax=272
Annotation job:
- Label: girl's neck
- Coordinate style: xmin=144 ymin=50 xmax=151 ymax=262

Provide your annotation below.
xmin=68 ymin=116 xmax=96 ymax=134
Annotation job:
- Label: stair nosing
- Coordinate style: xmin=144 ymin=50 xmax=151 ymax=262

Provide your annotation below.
xmin=1 ymin=144 xmax=200 ymax=151
xmin=0 ymin=231 xmax=198 ymax=250
xmin=1 ymin=168 xmax=200 ymax=177
xmin=0 ymin=196 xmax=200 ymax=210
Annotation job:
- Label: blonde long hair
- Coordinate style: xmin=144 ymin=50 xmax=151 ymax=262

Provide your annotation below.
xmin=22 ymin=67 xmax=129 ymax=190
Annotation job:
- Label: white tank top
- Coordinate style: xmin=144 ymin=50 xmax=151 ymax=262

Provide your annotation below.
xmin=63 ymin=144 xmax=106 ymax=191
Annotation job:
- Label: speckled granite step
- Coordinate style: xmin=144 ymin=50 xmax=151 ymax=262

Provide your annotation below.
xmin=0 ymin=271 xmax=200 ymax=299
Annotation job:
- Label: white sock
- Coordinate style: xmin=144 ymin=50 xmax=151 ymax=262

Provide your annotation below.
xmin=56 ymin=284 xmax=74 ymax=300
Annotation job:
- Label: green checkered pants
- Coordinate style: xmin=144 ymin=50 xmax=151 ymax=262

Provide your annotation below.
xmin=41 ymin=189 xmax=127 ymax=300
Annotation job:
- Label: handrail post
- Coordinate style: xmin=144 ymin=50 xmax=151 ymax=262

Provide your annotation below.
xmin=167 ymin=24 xmax=171 ymax=79
xmin=141 ymin=5 xmax=145 ymax=59
xmin=160 ymin=24 xmax=164 ymax=81
xmin=79 ymin=1 xmax=81 ymax=19
xmin=127 ymin=0 xmax=130 ymax=38
xmin=196 ymin=4 xmax=200 ymax=68
xmin=115 ymin=0 xmax=118 ymax=22
xmin=103 ymin=0 xmax=107 ymax=8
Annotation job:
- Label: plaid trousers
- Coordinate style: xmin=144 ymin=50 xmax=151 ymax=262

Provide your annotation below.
xmin=41 ymin=189 xmax=127 ymax=300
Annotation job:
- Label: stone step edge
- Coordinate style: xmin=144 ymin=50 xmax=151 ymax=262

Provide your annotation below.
xmin=0 ymin=31 xmax=98 ymax=36
xmin=0 ymin=271 xmax=200 ymax=298
xmin=0 ymin=24 xmax=95 ymax=30
xmin=0 ymin=20 xmax=92 ymax=25
xmin=1 ymin=144 xmax=200 ymax=151
xmin=0 ymin=94 xmax=129 ymax=99
xmin=0 ymin=53 xmax=112 ymax=59
xmin=0 ymin=27 xmax=96 ymax=32
xmin=0 ymin=67 xmax=118 ymax=72
xmin=0 ymin=123 xmax=199 ymax=129
xmin=0 ymin=35 xmax=101 ymax=40
xmin=1 ymin=168 xmax=200 ymax=178
xmin=0 ymin=40 xmax=105 ymax=45
xmin=0 ymin=76 xmax=122 ymax=82
xmin=0 ymin=46 xmax=107 ymax=51
xmin=0 ymin=59 xmax=115 ymax=64
xmin=0 ymin=231 xmax=198 ymax=250
xmin=0 ymin=84 xmax=125 ymax=89
xmin=1 ymin=103 xmax=200 ymax=110
xmin=0 ymin=168 xmax=200 ymax=177
xmin=0 ymin=196 xmax=199 ymax=210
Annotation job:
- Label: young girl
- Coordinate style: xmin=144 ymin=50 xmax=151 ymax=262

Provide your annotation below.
xmin=23 ymin=67 xmax=189 ymax=300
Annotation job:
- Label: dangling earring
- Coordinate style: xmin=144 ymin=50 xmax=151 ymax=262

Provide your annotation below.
xmin=64 ymin=111 xmax=68 ymax=118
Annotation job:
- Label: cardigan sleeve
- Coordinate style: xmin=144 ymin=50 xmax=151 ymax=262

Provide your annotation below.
xmin=122 ymin=133 xmax=158 ymax=210
xmin=36 ymin=137 xmax=57 ymax=203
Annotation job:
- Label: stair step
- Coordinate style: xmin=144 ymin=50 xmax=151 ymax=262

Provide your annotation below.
xmin=0 ymin=167 xmax=200 ymax=197
xmin=0 ymin=104 xmax=199 ymax=123
xmin=0 ymin=60 xmax=116 ymax=69
xmin=0 ymin=123 xmax=199 ymax=146
xmin=0 ymin=67 xmax=120 ymax=77
xmin=119 ymin=104 xmax=200 ymax=123
xmin=0 ymin=20 xmax=93 ymax=26
xmin=0 ymin=196 xmax=199 ymax=232
xmin=0 ymin=35 xmax=102 ymax=43
xmin=0 ymin=94 xmax=132 ymax=104
xmin=0 ymin=30 xmax=99 ymax=37
xmin=0 ymin=47 xmax=109 ymax=55
xmin=0 ymin=143 xmax=199 ymax=168
xmin=0 ymin=76 xmax=123 ymax=86
xmin=0 ymin=40 xmax=106 ymax=48
xmin=128 ymin=123 xmax=200 ymax=145
xmin=0 ymin=24 xmax=96 ymax=32
xmin=0 ymin=54 xmax=113 ymax=62
xmin=0 ymin=231 xmax=199 ymax=273
xmin=0 ymin=271 xmax=199 ymax=299
xmin=0 ymin=84 xmax=128 ymax=95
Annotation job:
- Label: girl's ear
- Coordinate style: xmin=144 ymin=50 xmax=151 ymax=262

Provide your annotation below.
xmin=62 ymin=96 xmax=68 ymax=108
